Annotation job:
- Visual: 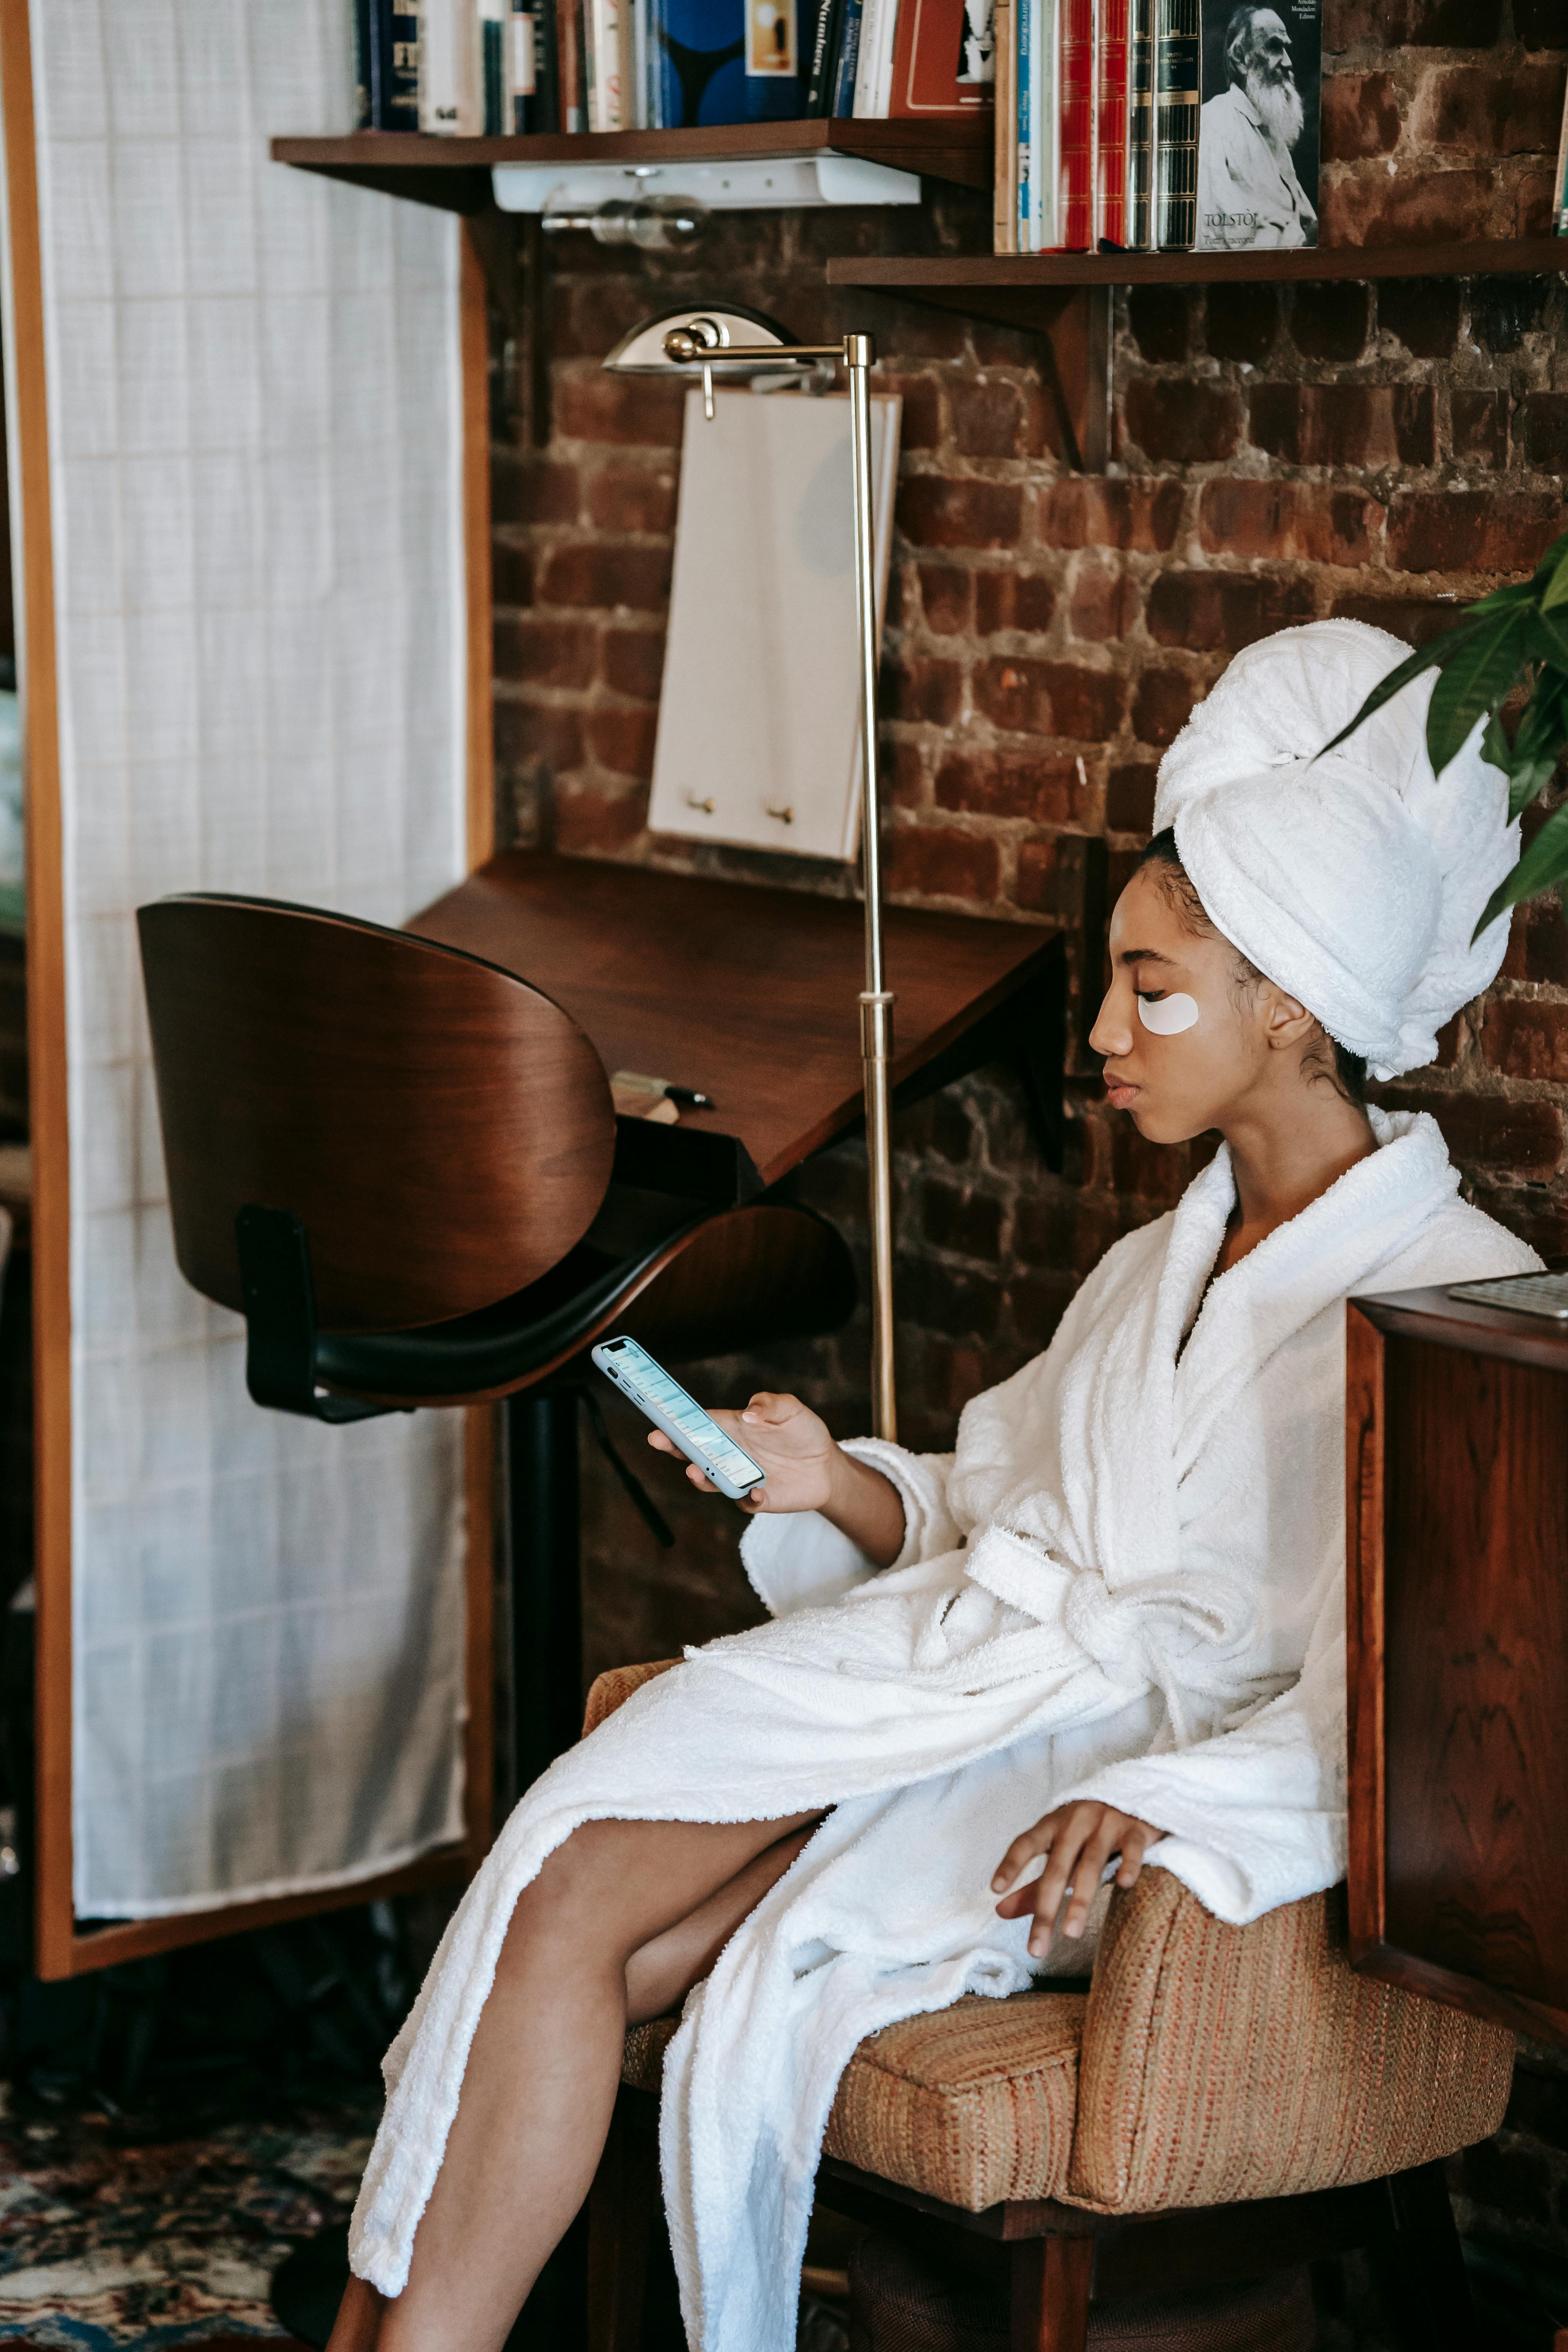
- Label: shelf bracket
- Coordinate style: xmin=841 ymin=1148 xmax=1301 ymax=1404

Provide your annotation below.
xmin=826 ymin=274 xmax=1114 ymax=472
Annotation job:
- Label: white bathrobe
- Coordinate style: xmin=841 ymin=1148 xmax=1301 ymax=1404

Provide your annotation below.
xmin=349 ymin=1108 xmax=1534 ymax=2349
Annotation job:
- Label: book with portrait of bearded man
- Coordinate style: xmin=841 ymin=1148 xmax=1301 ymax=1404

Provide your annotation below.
xmin=1196 ymin=0 xmax=1319 ymax=251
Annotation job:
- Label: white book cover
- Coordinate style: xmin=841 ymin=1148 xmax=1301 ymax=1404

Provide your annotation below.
xmin=420 ymin=0 xmax=484 ymax=130
xmin=1032 ymin=0 xmax=1057 ymax=247
xmin=852 ymin=0 xmax=886 ymax=114
xmin=871 ymin=0 xmax=900 ymax=115
xmin=589 ymin=0 xmax=627 ymax=125
xmin=650 ymin=391 xmax=903 ymax=864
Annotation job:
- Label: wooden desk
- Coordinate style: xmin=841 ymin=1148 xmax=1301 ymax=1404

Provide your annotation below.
xmin=412 ymin=852 xmax=1067 ymax=1190
xmin=1346 ymin=1285 xmax=1568 ymax=2046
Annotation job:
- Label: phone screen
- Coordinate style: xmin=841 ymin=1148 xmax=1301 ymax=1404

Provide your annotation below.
xmin=597 ymin=1337 xmax=764 ymax=1491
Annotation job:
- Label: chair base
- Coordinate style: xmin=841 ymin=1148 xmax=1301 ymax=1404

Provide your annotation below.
xmin=588 ymin=2085 xmax=1482 ymax=2352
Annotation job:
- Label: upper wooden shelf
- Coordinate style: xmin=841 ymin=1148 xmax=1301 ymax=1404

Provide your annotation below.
xmin=271 ymin=119 xmax=993 ymax=207
xmin=827 ymin=235 xmax=1568 ymax=330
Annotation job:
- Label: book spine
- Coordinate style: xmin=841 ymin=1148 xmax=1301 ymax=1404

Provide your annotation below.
xmin=353 ymin=0 xmax=374 ymax=126
xmin=506 ymin=0 xmax=546 ymax=128
xmin=1016 ymin=0 xmax=1030 ymax=248
xmin=1153 ymin=0 xmax=1198 ymax=249
xmin=482 ymin=0 xmax=506 ymax=128
xmin=871 ymin=0 xmax=898 ymax=114
xmin=582 ymin=0 xmax=598 ymax=125
xmin=805 ymin=0 xmax=840 ymax=113
xmin=589 ymin=0 xmax=625 ymax=125
xmin=418 ymin=0 xmax=483 ymax=131
xmin=851 ymin=0 xmax=882 ymax=113
xmin=991 ymin=0 xmax=1013 ymax=248
xmin=1558 ymin=73 xmax=1568 ymax=233
xmin=1094 ymin=0 xmax=1128 ymax=246
xmin=830 ymin=0 xmax=864 ymax=114
xmin=1125 ymin=0 xmax=1151 ymax=246
xmin=369 ymin=1 xmax=423 ymax=129
xmin=1056 ymin=0 xmax=1092 ymax=250
xmin=558 ymin=0 xmax=585 ymax=128
xmin=1032 ymin=0 xmax=1056 ymax=248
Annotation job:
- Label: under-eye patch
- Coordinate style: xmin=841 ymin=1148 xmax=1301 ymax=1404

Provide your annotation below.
xmin=1138 ymin=992 xmax=1199 ymax=1035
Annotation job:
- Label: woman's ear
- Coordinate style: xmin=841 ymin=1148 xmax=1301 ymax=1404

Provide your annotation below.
xmin=1261 ymin=988 xmax=1316 ymax=1050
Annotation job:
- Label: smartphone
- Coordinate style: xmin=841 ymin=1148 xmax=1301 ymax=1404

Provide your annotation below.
xmin=591 ymin=1335 xmax=766 ymax=1501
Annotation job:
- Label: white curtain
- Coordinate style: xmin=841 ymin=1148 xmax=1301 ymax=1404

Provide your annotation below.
xmin=23 ymin=0 xmax=470 ymax=1915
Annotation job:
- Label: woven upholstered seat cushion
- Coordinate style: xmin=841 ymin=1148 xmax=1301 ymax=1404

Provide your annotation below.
xmin=1067 ymin=1865 xmax=1516 ymax=2215
xmin=625 ymin=1987 xmax=1085 ymax=2211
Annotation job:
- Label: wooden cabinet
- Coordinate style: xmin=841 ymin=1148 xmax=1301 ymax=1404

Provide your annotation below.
xmin=1346 ymin=1286 xmax=1568 ymax=2047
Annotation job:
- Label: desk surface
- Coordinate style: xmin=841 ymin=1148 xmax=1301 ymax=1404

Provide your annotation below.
xmin=411 ymin=853 xmax=1057 ymax=1189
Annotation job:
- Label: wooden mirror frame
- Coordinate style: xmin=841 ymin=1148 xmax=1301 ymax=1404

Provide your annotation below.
xmin=0 ymin=0 xmax=499 ymax=1976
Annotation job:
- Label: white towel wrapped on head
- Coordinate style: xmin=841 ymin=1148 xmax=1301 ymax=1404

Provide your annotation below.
xmin=1154 ymin=618 xmax=1519 ymax=1079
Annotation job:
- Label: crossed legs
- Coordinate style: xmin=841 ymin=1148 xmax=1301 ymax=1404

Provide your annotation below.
xmin=327 ymin=1810 xmax=820 ymax=2352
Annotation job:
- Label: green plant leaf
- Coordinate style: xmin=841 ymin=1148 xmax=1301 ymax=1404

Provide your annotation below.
xmin=1534 ymin=532 xmax=1568 ymax=609
xmin=1426 ymin=609 xmax=1531 ymax=776
xmin=1480 ymin=709 xmax=1512 ymax=773
xmin=1474 ymin=801 xmax=1568 ymax=941
xmin=1527 ymin=604 xmax=1568 ymax=671
xmin=1316 ymin=623 xmax=1489 ymax=759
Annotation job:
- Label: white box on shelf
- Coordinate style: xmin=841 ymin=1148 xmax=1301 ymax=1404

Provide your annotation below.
xmin=491 ymin=153 xmax=921 ymax=209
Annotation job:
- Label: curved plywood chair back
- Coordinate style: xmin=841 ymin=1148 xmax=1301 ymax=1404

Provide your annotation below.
xmin=137 ymin=895 xmax=617 ymax=1333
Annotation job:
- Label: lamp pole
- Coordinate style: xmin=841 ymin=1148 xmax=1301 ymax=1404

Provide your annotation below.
xmin=658 ymin=324 xmax=896 ymax=1439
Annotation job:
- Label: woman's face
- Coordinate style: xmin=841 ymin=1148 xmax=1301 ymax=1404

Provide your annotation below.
xmin=1088 ymin=865 xmax=1273 ymax=1144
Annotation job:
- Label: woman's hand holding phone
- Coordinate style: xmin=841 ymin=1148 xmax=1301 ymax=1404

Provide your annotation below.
xmin=647 ymin=1392 xmax=906 ymax=1567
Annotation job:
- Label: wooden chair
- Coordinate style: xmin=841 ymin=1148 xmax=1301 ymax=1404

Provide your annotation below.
xmin=581 ymin=1661 xmax=1512 ymax=2352
xmin=137 ymin=893 xmax=856 ymax=1775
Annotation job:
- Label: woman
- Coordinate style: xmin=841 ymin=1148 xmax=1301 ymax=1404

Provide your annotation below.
xmin=331 ymin=620 xmax=1537 ymax=2352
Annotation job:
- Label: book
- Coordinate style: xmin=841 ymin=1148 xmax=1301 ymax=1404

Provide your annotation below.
xmin=587 ymin=0 xmax=628 ymax=126
xmin=1196 ymin=0 xmax=1320 ymax=249
xmin=1055 ymin=0 xmax=1093 ymax=248
xmin=482 ymin=0 xmax=506 ymax=128
xmin=1557 ymin=73 xmax=1568 ymax=234
xmin=992 ymin=0 xmax=1014 ymax=247
xmin=1153 ymin=0 xmax=1198 ymax=249
xmin=747 ymin=0 xmax=803 ymax=114
xmin=851 ymin=0 xmax=897 ymax=116
xmin=419 ymin=0 xmax=483 ymax=130
xmin=887 ymin=0 xmax=993 ymax=116
xmin=652 ymin=0 xmax=748 ymax=124
xmin=356 ymin=0 xmax=421 ymax=130
xmin=559 ymin=0 xmax=586 ymax=128
xmin=1025 ymin=0 xmax=1058 ymax=249
xmin=353 ymin=0 xmax=374 ymax=125
xmin=804 ymin=0 xmax=842 ymax=114
xmin=1095 ymin=0 xmax=1129 ymax=245
xmin=830 ymin=0 xmax=864 ymax=114
xmin=507 ymin=0 xmax=558 ymax=128
xmin=1126 ymin=0 xmax=1152 ymax=245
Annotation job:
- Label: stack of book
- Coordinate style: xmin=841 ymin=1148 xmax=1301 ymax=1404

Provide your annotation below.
xmin=995 ymin=0 xmax=1320 ymax=255
xmin=354 ymin=0 xmax=997 ymax=134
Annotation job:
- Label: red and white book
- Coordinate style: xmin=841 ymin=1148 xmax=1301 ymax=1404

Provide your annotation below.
xmin=1095 ymin=0 xmax=1130 ymax=245
xmin=1055 ymin=0 xmax=1095 ymax=250
xmin=888 ymin=0 xmax=995 ymax=115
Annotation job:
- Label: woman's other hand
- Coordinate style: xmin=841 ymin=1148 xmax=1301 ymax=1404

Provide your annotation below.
xmin=647 ymin=1392 xmax=907 ymax=1567
xmin=990 ymin=1801 xmax=1163 ymax=1956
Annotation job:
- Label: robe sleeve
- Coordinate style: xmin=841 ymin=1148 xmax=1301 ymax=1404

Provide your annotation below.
xmin=739 ymin=1438 xmax=961 ymax=1620
xmin=1048 ymin=1579 xmax=1346 ymax=1926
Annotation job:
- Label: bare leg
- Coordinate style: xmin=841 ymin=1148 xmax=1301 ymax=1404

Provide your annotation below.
xmin=330 ymin=1810 xmax=818 ymax=2352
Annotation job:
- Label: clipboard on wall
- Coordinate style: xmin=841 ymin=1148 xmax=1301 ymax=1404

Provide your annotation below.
xmin=648 ymin=388 xmax=902 ymax=864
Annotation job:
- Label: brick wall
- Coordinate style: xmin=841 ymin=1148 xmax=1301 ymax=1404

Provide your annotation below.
xmin=487 ymin=3 xmax=1567 ymax=2338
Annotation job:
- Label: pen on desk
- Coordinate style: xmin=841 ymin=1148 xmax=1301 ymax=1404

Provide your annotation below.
xmin=611 ymin=1069 xmax=716 ymax=1111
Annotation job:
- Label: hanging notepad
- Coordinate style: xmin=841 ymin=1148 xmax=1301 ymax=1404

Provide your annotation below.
xmin=649 ymin=388 xmax=902 ymax=863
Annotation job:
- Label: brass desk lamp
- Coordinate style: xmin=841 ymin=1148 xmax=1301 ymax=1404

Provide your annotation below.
xmin=603 ymin=305 xmax=896 ymax=1440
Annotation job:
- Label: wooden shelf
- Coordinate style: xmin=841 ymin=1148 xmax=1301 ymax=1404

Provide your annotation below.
xmin=827 ymin=235 xmax=1568 ymax=330
xmin=271 ymin=119 xmax=993 ymax=209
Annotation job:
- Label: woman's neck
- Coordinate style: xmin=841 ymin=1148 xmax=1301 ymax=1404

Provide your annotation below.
xmin=1219 ymin=1089 xmax=1377 ymax=1270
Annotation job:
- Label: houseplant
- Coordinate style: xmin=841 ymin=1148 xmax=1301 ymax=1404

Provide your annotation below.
xmin=1324 ymin=529 xmax=1568 ymax=938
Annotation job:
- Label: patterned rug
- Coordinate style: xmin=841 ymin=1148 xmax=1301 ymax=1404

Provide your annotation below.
xmin=0 ymin=2084 xmax=380 ymax=2348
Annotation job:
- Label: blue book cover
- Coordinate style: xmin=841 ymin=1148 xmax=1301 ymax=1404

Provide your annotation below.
xmin=830 ymin=0 xmax=862 ymax=114
xmin=653 ymin=0 xmax=747 ymax=123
